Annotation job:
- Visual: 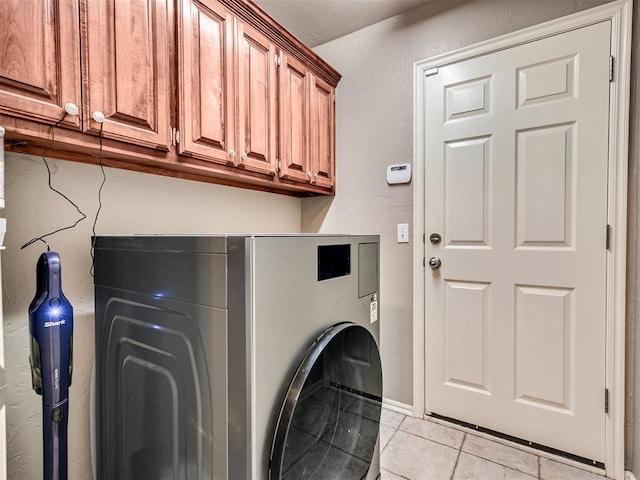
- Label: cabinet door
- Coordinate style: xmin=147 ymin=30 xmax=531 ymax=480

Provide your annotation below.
xmin=84 ymin=0 xmax=170 ymax=150
xmin=310 ymin=76 xmax=335 ymax=189
xmin=236 ymin=22 xmax=277 ymax=176
xmin=278 ymin=52 xmax=310 ymax=183
xmin=0 ymin=0 xmax=81 ymax=129
xmin=178 ymin=0 xmax=235 ymax=164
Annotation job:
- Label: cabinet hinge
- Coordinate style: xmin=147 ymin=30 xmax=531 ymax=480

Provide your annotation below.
xmin=606 ymin=224 xmax=611 ymax=250
xmin=169 ymin=127 xmax=180 ymax=147
xmin=422 ymin=257 xmax=425 ymax=267
xmin=276 ymin=159 xmax=281 ymax=172
xmin=423 ymin=233 xmax=425 ymax=243
xmin=276 ymin=51 xmax=283 ymax=67
xmin=605 ymin=388 xmax=610 ymax=414
xmin=609 ymin=56 xmax=614 ymax=82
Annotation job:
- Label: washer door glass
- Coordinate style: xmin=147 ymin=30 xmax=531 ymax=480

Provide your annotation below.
xmin=270 ymin=323 xmax=382 ymax=480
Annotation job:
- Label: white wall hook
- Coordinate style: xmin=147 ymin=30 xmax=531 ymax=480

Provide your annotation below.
xmin=64 ymin=103 xmax=79 ymax=116
xmin=92 ymin=111 xmax=106 ymax=124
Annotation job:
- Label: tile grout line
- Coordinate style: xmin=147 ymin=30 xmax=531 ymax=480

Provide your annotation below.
xmin=457 ymin=433 xmax=538 ymax=478
xmin=380 ymin=419 xmax=404 ymax=457
xmin=380 ymin=422 xmax=411 ymax=480
xmin=449 ymin=433 xmax=466 ymax=480
xmin=380 ymin=429 xmax=395 ymax=456
xmin=538 ymin=454 xmax=541 ymax=479
xmin=395 ymin=426 xmax=466 ymax=453
xmin=396 ymin=420 xmax=466 ymax=452
xmin=461 ymin=449 xmax=539 ymax=479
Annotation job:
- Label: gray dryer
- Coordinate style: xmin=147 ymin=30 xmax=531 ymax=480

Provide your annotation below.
xmin=93 ymin=235 xmax=382 ymax=480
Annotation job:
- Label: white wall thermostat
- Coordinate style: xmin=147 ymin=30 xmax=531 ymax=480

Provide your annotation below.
xmin=386 ymin=163 xmax=412 ymax=184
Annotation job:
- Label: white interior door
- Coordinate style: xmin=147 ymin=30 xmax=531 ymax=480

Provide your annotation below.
xmin=424 ymin=20 xmax=611 ymax=463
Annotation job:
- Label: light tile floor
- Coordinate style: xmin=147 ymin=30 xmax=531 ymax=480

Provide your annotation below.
xmin=379 ymin=409 xmax=608 ymax=480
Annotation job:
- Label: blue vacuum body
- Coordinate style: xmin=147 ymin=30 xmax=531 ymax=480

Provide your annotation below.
xmin=29 ymin=252 xmax=73 ymax=480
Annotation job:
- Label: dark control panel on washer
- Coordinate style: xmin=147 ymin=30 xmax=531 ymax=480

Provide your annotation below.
xmin=317 ymin=244 xmax=351 ymax=281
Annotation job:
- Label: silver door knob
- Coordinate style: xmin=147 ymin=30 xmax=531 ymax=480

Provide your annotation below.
xmin=428 ymin=257 xmax=442 ymax=270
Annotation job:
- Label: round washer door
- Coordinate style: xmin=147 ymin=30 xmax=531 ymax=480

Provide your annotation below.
xmin=269 ymin=322 xmax=382 ymax=480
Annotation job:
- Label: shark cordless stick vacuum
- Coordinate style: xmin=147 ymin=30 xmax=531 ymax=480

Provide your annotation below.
xmin=29 ymin=252 xmax=73 ymax=480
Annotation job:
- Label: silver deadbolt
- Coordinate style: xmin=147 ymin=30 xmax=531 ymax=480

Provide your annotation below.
xmin=429 ymin=233 xmax=442 ymax=244
xmin=428 ymin=257 xmax=442 ymax=270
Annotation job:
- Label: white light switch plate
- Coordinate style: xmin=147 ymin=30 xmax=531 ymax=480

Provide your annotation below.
xmin=397 ymin=223 xmax=409 ymax=243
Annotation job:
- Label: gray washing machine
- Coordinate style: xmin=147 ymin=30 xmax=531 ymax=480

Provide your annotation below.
xmin=93 ymin=235 xmax=382 ymax=480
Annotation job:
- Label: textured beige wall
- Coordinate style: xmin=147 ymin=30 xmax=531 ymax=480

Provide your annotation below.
xmin=306 ymin=0 xmax=613 ymax=409
xmin=2 ymin=153 xmax=301 ymax=479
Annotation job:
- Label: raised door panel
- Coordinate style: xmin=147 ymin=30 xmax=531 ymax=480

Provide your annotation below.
xmin=444 ymin=281 xmax=491 ymax=394
xmin=278 ymin=53 xmax=310 ymax=183
xmin=310 ymin=76 xmax=335 ymax=189
xmin=178 ymin=0 xmax=235 ymax=165
xmin=0 ymin=0 xmax=81 ymax=128
xmin=84 ymin=0 xmax=170 ymax=150
xmin=236 ymin=21 xmax=277 ymax=176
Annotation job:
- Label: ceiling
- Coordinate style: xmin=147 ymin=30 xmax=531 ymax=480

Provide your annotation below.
xmin=253 ymin=0 xmax=429 ymax=47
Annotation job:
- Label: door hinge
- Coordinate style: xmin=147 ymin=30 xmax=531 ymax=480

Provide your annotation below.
xmin=424 ymin=67 xmax=439 ymax=77
xmin=605 ymin=388 xmax=609 ymax=414
xmin=609 ymin=56 xmax=614 ymax=82
xmin=276 ymin=158 xmax=281 ymax=172
xmin=606 ymin=224 xmax=611 ymax=250
xmin=0 ymin=365 xmax=6 ymax=410
xmin=276 ymin=51 xmax=283 ymax=67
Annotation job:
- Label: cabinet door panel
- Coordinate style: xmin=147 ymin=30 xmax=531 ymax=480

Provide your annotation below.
xmin=178 ymin=0 xmax=235 ymax=164
xmin=310 ymin=76 xmax=335 ymax=189
xmin=85 ymin=0 xmax=170 ymax=149
xmin=0 ymin=0 xmax=81 ymax=128
xmin=237 ymin=22 xmax=277 ymax=176
xmin=278 ymin=54 xmax=310 ymax=183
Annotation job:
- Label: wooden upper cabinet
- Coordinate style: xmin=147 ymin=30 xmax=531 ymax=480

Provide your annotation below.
xmin=0 ymin=0 xmax=340 ymax=195
xmin=236 ymin=21 xmax=277 ymax=176
xmin=83 ymin=0 xmax=171 ymax=150
xmin=278 ymin=52 xmax=310 ymax=184
xmin=0 ymin=0 xmax=81 ymax=129
xmin=178 ymin=0 xmax=235 ymax=164
xmin=310 ymin=75 xmax=335 ymax=189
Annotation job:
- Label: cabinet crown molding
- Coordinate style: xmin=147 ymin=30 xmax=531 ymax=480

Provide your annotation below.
xmin=220 ymin=0 xmax=342 ymax=86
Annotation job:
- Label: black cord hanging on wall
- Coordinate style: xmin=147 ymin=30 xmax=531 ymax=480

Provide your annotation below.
xmin=90 ymin=115 xmax=107 ymax=278
xmin=20 ymin=107 xmax=107 ymax=279
xmin=20 ymin=106 xmax=87 ymax=252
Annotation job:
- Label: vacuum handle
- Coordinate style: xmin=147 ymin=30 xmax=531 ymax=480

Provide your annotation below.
xmin=34 ymin=323 xmax=72 ymax=405
xmin=37 ymin=252 xmax=62 ymax=300
xmin=43 ymin=400 xmax=69 ymax=480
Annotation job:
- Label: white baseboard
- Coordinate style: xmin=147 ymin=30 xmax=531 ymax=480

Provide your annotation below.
xmin=382 ymin=397 xmax=414 ymax=416
xmin=626 ymin=471 xmax=637 ymax=480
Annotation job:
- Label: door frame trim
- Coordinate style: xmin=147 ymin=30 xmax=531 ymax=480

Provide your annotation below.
xmin=412 ymin=1 xmax=633 ymax=478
